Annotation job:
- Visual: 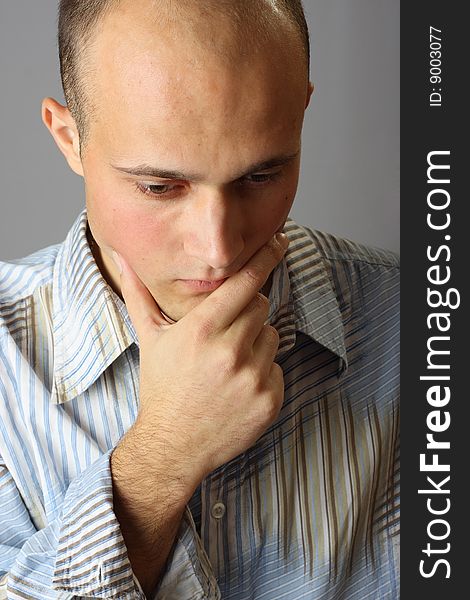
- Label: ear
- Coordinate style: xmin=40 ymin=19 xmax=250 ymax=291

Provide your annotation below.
xmin=305 ymin=81 xmax=314 ymax=109
xmin=41 ymin=97 xmax=84 ymax=177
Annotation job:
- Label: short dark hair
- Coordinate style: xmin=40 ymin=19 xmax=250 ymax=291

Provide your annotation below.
xmin=58 ymin=0 xmax=310 ymax=155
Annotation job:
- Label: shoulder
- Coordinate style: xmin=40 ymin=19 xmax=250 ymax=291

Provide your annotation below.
xmin=286 ymin=219 xmax=399 ymax=272
xmin=0 ymin=244 xmax=59 ymax=334
xmin=285 ymin=219 xmax=399 ymax=321
xmin=0 ymin=245 xmax=58 ymax=303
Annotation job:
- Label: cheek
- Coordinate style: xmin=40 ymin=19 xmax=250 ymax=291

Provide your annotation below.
xmin=257 ymin=176 xmax=297 ymax=232
xmin=276 ymin=169 xmax=299 ymax=221
xmin=87 ymin=186 xmax=170 ymax=261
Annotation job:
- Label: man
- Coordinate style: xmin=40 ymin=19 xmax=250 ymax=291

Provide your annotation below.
xmin=0 ymin=0 xmax=399 ymax=598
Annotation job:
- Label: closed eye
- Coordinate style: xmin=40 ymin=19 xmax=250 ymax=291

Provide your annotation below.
xmin=242 ymin=172 xmax=281 ymax=184
xmin=135 ymin=182 xmax=178 ymax=197
xmin=134 ymin=170 xmax=282 ymax=201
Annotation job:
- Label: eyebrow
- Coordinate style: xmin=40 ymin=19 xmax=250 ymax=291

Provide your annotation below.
xmin=110 ymin=151 xmax=300 ymax=182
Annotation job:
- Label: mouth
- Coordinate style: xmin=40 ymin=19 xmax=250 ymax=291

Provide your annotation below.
xmin=178 ymin=278 xmax=228 ymax=292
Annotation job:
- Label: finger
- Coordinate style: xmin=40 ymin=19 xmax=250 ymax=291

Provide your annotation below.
xmin=193 ymin=233 xmax=289 ymax=331
xmin=268 ymin=362 xmax=285 ymax=407
xmin=227 ymin=292 xmax=270 ymax=347
xmin=252 ymin=324 xmax=280 ymax=375
xmin=112 ymin=250 xmax=171 ymax=339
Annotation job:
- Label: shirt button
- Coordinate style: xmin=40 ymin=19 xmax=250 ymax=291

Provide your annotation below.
xmin=211 ymin=502 xmax=226 ymax=519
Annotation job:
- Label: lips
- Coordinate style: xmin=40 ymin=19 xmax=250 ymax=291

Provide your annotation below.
xmin=185 ymin=278 xmax=227 ymax=283
xmin=178 ymin=278 xmax=228 ymax=292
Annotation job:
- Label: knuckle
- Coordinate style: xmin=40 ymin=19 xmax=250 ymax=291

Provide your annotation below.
xmin=267 ymin=402 xmax=281 ymax=423
xmin=219 ymin=343 xmax=241 ymax=374
xmin=271 ymin=363 xmax=285 ymax=389
xmin=272 ymin=361 xmax=284 ymax=378
xmin=193 ymin=316 xmax=216 ymax=341
xmin=244 ymin=240 xmax=283 ymax=288
xmin=264 ymin=324 xmax=279 ymax=346
xmin=260 ymin=394 xmax=282 ymax=424
xmin=257 ymin=293 xmax=270 ymax=310
xmin=246 ymin=365 xmax=264 ymax=391
xmin=267 ymin=237 xmax=284 ymax=261
xmin=244 ymin=265 xmax=264 ymax=288
xmin=249 ymin=371 xmax=284 ymax=427
xmin=249 ymin=293 xmax=270 ymax=315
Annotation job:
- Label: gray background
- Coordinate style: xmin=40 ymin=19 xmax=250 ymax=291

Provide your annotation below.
xmin=0 ymin=0 xmax=399 ymax=259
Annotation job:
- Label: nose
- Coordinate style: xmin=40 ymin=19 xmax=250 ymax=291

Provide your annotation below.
xmin=183 ymin=187 xmax=245 ymax=271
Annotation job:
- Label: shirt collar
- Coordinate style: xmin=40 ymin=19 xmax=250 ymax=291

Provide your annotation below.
xmin=50 ymin=210 xmax=135 ymax=404
xmin=50 ymin=211 xmax=347 ymax=404
xmin=281 ymin=218 xmax=348 ymax=374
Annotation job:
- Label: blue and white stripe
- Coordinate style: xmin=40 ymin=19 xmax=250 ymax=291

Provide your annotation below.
xmin=0 ymin=209 xmax=399 ymax=599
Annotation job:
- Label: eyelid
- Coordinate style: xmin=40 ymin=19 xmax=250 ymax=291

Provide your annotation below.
xmin=133 ymin=169 xmax=283 ymax=200
xmin=241 ymin=169 xmax=283 ymax=183
xmin=134 ymin=181 xmax=180 ymax=198
xmin=137 ymin=178 xmax=181 ymax=186
xmin=245 ymin=169 xmax=281 ymax=177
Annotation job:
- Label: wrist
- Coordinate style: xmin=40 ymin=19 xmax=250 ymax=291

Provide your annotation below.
xmin=111 ymin=417 xmax=199 ymax=507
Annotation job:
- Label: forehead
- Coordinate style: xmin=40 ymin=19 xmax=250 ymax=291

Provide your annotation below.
xmin=86 ymin=0 xmax=307 ymax=170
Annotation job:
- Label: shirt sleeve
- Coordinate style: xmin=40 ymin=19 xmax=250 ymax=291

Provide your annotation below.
xmin=1 ymin=449 xmax=220 ymax=599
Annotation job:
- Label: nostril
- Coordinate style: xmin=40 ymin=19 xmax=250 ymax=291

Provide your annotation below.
xmin=184 ymin=237 xmax=245 ymax=271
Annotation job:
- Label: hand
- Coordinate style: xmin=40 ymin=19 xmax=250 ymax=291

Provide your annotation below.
xmin=114 ymin=233 xmax=289 ymax=489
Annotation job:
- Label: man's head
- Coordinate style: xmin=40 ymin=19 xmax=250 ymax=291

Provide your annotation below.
xmin=43 ymin=0 xmax=313 ymax=321
xmin=57 ymin=0 xmax=311 ymax=155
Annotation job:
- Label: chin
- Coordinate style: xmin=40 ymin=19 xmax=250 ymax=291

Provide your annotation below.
xmin=160 ymin=295 xmax=206 ymax=322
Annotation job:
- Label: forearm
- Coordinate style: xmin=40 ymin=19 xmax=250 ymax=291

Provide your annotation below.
xmin=110 ymin=418 xmax=197 ymax=598
xmin=2 ymin=448 xmax=150 ymax=599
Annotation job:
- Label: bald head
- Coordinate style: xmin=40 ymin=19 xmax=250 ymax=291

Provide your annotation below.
xmin=58 ymin=0 xmax=310 ymax=154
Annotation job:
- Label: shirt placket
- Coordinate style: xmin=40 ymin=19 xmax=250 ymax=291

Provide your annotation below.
xmin=201 ymin=467 xmax=228 ymax=586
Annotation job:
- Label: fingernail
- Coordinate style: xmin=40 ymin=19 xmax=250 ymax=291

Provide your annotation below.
xmin=275 ymin=232 xmax=289 ymax=249
xmin=112 ymin=250 xmax=123 ymax=274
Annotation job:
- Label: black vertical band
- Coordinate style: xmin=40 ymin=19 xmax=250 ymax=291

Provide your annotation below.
xmin=401 ymin=2 xmax=467 ymax=598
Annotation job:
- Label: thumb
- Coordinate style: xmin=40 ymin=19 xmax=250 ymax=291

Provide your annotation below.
xmin=112 ymin=250 xmax=172 ymax=340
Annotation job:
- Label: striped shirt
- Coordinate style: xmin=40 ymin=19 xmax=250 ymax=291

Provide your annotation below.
xmin=0 ymin=209 xmax=400 ymax=599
